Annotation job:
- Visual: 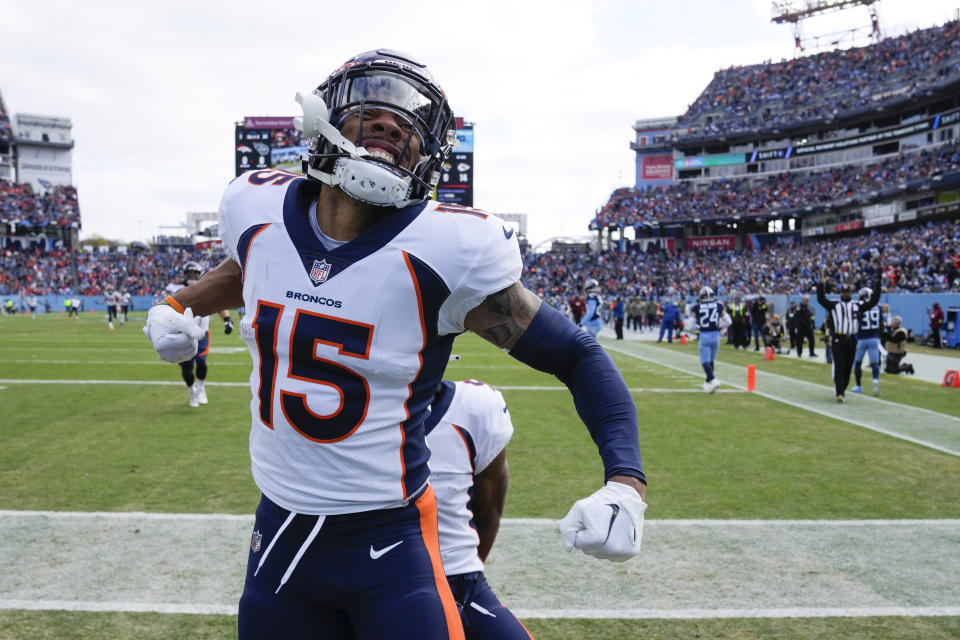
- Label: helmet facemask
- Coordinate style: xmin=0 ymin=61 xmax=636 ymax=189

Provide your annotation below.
xmin=296 ymin=50 xmax=456 ymax=208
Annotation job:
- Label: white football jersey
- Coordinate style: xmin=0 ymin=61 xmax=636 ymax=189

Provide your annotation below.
xmin=104 ymin=291 xmax=120 ymax=307
xmin=218 ymin=169 xmax=522 ymax=515
xmin=425 ymin=380 xmax=514 ymax=576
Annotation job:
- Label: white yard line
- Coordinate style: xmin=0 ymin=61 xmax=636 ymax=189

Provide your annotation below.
xmin=0 ymin=512 xmax=957 ymax=619
xmin=0 ymin=379 xmax=742 ymax=393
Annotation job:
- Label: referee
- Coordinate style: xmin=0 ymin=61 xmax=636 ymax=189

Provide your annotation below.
xmin=816 ymin=273 xmax=882 ymax=402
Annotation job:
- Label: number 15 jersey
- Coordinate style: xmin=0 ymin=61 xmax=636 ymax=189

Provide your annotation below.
xmin=218 ymin=170 xmax=522 ymax=516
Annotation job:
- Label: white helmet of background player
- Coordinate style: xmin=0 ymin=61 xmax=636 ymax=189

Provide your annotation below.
xmin=858 ymin=287 xmax=872 ymax=302
xmin=584 ymin=279 xmax=600 ymax=295
xmin=183 ymin=261 xmax=203 ymax=286
xmin=295 ymin=49 xmax=457 ymax=208
xmin=699 ymin=286 xmax=714 ymax=301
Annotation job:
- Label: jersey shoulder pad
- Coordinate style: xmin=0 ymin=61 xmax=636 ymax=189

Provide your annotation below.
xmin=446 ymin=380 xmax=514 ymax=473
xmin=218 ymin=170 xmax=303 ymax=263
xmin=413 ymin=202 xmax=523 ymax=335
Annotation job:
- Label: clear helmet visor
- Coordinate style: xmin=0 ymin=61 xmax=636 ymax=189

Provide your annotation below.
xmin=339 ymin=72 xmax=434 ymax=143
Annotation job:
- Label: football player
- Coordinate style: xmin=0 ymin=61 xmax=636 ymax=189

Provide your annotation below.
xmin=852 ymin=286 xmax=883 ymax=396
xmin=690 ymin=286 xmax=723 ymax=393
xmin=145 ymin=49 xmax=645 ymax=640
xmin=426 ymin=379 xmax=531 ymax=639
xmin=164 ymin=262 xmax=234 ymax=407
xmin=579 ymin=279 xmax=604 ymax=338
xmin=103 ymin=285 xmax=120 ymax=330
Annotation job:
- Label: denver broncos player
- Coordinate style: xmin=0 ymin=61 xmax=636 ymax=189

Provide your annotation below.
xmin=579 ymin=278 xmax=604 ymax=338
xmin=161 ymin=261 xmax=234 ymax=406
xmin=426 ymin=379 xmax=531 ymax=639
xmin=144 ymin=49 xmax=645 ymax=640
xmin=690 ymin=286 xmax=723 ymax=393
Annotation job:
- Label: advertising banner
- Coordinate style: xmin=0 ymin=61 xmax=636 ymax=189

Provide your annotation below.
xmin=641 ymin=154 xmax=673 ymax=180
xmin=438 ymin=121 xmax=474 ymax=207
xmin=686 ymin=235 xmax=736 ymax=250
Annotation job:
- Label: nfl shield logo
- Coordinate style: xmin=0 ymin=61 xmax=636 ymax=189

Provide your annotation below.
xmin=310 ymin=259 xmax=332 ymax=285
xmin=251 ymin=529 xmax=262 ymax=553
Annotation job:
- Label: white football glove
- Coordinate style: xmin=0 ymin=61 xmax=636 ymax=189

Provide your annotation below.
xmin=143 ymin=304 xmax=206 ymax=363
xmin=560 ymin=480 xmax=646 ymax=562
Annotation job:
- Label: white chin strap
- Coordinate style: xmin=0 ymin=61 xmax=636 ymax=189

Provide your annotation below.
xmin=294 ymin=92 xmax=418 ymax=208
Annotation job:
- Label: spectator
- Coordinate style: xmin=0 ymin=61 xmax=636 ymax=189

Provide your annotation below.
xmin=929 ymin=302 xmax=945 ymax=348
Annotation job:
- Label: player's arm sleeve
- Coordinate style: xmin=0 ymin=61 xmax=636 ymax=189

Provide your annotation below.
xmin=216 ymin=178 xmax=243 ymax=265
xmin=865 ymin=273 xmax=883 ymax=309
xmin=508 ymin=303 xmax=644 ymax=484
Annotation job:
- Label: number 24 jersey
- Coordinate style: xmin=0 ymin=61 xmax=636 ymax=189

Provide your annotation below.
xmin=218 ymin=170 xmax=521 ymax=516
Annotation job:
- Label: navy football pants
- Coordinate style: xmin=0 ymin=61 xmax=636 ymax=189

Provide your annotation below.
xmin=446 ymin=572 xmax=533 ymax=639
xmin=239 ymin=486 xmax=463 ymax=639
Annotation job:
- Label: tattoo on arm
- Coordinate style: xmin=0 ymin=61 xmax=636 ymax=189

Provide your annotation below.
xmin=465 ymin=282 xmax=542 ymax=350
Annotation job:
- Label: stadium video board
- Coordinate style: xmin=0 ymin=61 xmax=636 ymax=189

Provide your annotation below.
xmin=436 ymin=118 xmax=474 ymax=207
xmin=235 ymin=117 xmax=307 ymax=177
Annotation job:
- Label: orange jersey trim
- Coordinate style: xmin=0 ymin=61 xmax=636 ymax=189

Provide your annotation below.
xmin=415 ymin=486 xmax=465 ymax=640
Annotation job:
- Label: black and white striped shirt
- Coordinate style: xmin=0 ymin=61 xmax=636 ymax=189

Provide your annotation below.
xmin=816 ymin=278 xmax=881 ymax=337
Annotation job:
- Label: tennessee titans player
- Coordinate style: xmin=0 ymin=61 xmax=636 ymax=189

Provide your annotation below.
xmin=579 ymin=279 xmax=604 ymax=338
xmin=690 ymin=286 xmax=723 ymax=393
xmin=145 ymin=49 xmax=645 ymax=640
xmin=852 ymin=287 xmax=883 ymax=396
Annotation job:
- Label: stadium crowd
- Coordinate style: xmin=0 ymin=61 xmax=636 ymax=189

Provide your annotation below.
xmin=2 ymin=221 xmax=957 ymax=300
xmin=0 ymin=246 xmax=224 ymax=296
xmin=524 ymin=220 xmax=960 ymax=306
xmin=594 ymin=140 xmax=960 ymax=226
xmin=0 ymin=179 xmax=81 ymax=227
xmin=675 ymin=20 xmax=960 ymax=139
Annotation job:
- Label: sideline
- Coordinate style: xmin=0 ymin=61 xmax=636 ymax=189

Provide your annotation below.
xmin=0 ymin=512 xmax=957 ymax=619
xmin=601 ymin=339 xmax=960 ymax=457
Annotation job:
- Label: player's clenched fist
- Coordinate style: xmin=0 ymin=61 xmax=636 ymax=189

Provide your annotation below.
xmin=143 ymin=304 xmax=205 ymax=363
xmin=560 ymin=480 xmax=646 ymax=562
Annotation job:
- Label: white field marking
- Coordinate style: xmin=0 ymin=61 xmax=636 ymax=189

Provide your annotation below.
xmin=0 ymin=379 xmax=249 ymax=387
xmin=1 ymin=512 xmax=957 ymax=619
xmin=0 ymin=359 xmax=252 ymax=366
xmin=602 ymin=341 xmax=960 ymax=457
xmin=0 ymin=379 xmax=742 ymax=394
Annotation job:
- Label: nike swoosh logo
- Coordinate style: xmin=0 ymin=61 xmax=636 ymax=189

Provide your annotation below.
xmin=603 ymin=503 xmax=619 ymax=544
xmin=470 ymin=602 xmax=498 ymax=618
xmin=502 ymin=226 xmax=514 ymax=240
xmin=369 ymin=540 xmax=403 ymax=559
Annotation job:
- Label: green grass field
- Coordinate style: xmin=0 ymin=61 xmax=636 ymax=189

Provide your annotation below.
xmin=1 ymin=311 xmax=959 ymax=639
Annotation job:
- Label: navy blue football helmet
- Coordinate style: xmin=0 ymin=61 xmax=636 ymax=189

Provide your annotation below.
xmin=296 ymin=49 xmax=456 ymax=207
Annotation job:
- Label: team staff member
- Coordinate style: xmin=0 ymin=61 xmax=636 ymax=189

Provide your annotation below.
xmin=795 ymin=295 xmax=817 ymax=357
xmin=883 ymin=316 xmax=915 ymax=375
xmin=144 ymin=49 xmax=645 ymax=640
xmin=426 ymin=380 xmax=532 ymax=639
xmin=817 ymin=273 xmax=882 ymax=402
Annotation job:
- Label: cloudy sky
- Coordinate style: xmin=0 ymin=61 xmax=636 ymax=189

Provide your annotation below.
xmin=3 ymin=0 xmax=958 ymax=247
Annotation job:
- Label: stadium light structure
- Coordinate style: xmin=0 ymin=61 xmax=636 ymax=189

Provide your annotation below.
xmin=772 ymin=0 xmax=883 ymax=55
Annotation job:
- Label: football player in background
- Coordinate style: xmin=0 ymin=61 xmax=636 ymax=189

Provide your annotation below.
xmin=144 ymin=49 xmax=645 ymax=639
xmin=579 ymin=278 xmax=604 ymax=338
xmin=121 ymin=289 xmax=132 ymax=322
xmin=103 ymin=285 xmax=121 ymax=330
xmin=163 ymin=261 xmax=234 ymax=407
xmin=426 ymin=379 xmax=531 ymax=639
xmin=852 ymin=286 xmax=883 ymax=396
xmin=690 ymin=286 xmax=723 ymax=393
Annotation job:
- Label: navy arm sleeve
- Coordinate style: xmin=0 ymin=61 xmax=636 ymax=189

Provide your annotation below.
xmin=508 ymin=303 xmax=645 ymax=484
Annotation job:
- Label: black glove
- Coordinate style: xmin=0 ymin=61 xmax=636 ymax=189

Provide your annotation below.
xmin=224 ymin=318 xmax=234 ymax=335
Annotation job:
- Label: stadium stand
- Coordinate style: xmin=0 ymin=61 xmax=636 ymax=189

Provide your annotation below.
xmin=595 ymin=139 xmax=960 ymax=226
xmin=0 ymin=179 xmax=81 ymax=227
xmin=522 ymin=220 xmax=960 ymax=302
xmin=674 ymin=20 xmax=960 ymax=142
xmin=0 ymin=90 xmax=10 ymax=141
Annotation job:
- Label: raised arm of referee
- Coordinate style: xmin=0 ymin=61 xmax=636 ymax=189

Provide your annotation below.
xmin=816 ymin=272 xmax=882 ymax=402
